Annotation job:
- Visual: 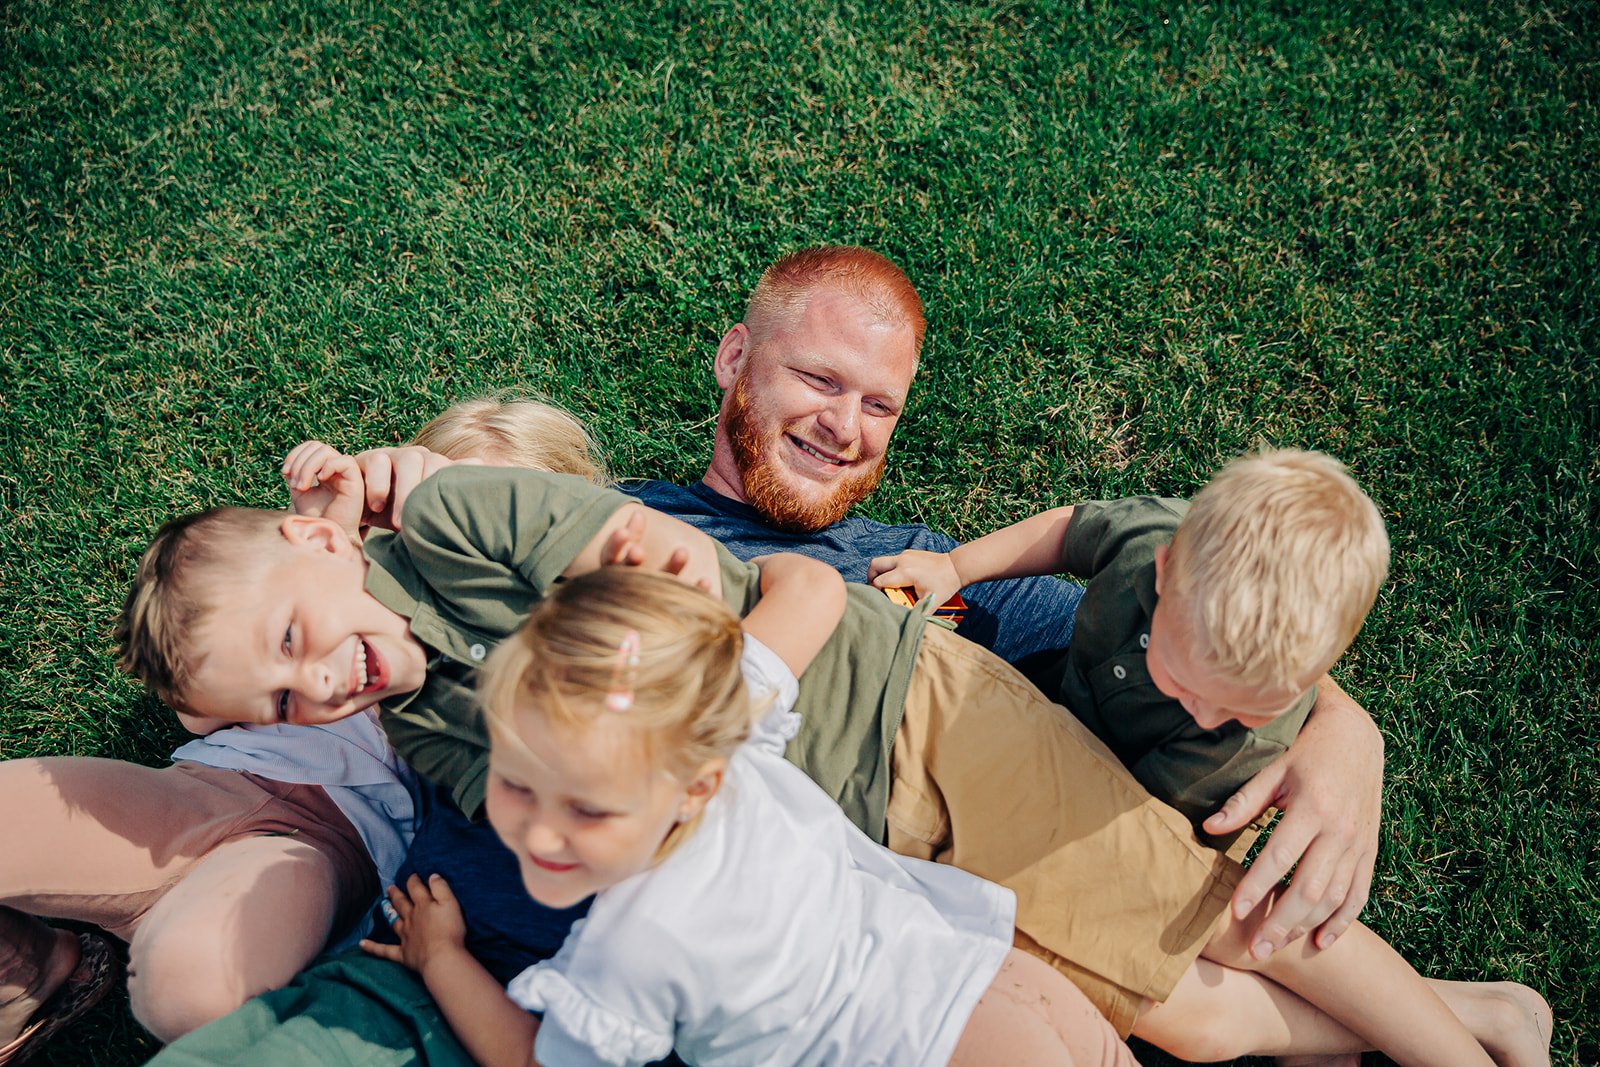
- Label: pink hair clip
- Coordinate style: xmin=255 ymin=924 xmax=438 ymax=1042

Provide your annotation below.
xmin=605 ymin=630 xmax=642 ymax=712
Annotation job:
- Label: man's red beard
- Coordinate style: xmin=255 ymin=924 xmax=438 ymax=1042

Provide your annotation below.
xmin=725 ymin=373 xmax=886 ymax=533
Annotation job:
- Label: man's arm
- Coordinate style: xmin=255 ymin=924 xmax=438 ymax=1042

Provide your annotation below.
xmin=1202 ymin=674 xmax=1384 ymax=956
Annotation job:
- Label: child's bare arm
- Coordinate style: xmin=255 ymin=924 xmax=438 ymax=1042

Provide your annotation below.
xmin=361 ymin=874 xmax=540 ymax=1067
xmin=743 ymin=553 xmax=847 ymax=678
xmin=867 ymin=506 xmax=1077 ymax=606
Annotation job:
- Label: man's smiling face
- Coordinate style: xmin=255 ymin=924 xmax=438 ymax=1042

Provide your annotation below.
xmin=713 ymin=287 xmax=917 ymax=531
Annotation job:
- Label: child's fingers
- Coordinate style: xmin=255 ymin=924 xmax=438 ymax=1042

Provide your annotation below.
xmin=282 ymin=439 xmax=326 ymax=477
xmin=284 ymin=444 xmax=328 ymax=491
xmin=358 ymin=939 xmax=404 ymax=963
xmin=361 ymin=453 xmax=395 ymax=514
xmin=602 ymin=511 xmax=647 ymax=565
xmin=386 ymin=882 xmax=415 ymax=922
xmin=865 ymin=555 xmax=898 ymax=582
xmin=869 ymin=564 xmax=911 ymax=590
xmin=425 ymin=873 xmax=460 ymax=906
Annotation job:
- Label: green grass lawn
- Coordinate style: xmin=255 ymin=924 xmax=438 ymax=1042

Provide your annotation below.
xmin=2 ymin=0 xmax=1594 ymax=1063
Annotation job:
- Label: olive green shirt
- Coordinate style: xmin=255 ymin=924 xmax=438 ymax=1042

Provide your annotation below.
xmin=1030 ymin=497 xmax=1315 ymax=825
xmin=364 ymin=465 xmax=926 ymax=840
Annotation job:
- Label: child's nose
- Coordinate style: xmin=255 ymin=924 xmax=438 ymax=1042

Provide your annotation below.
xmin=524 ymin=819 xmax=565 ymax=856
xmin=297 ymin=659 xmax=339 ymax=703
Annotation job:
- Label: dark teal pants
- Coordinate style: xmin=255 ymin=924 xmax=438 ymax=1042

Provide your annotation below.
xmin=151 ymin=951 xmax=473 ymax=1067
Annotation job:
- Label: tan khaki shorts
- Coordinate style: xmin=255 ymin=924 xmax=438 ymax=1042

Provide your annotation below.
xmin=886 ymin=625 xmax=1248 ymax=1035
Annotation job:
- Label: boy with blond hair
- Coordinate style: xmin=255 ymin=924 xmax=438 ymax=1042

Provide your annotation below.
xmin=872 ymin=448 xmax=1389 ymax=826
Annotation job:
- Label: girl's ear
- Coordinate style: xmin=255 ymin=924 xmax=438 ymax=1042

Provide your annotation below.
xmin=677 ymin=758 xmax=727 ymax=823
xmin=280 ymin=513 xmax=360 ymax=556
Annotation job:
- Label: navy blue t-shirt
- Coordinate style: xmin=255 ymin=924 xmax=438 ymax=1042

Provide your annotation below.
xmin=375 ymin=779 xmax=589 ymax=985
xmin=621 ymin=479 xmax=1083 ymax=663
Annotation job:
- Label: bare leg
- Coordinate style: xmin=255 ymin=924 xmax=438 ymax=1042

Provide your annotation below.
xmin=127 ymin=834 xmax=343 ymax=1042
xmin=1203 ymin=892 xmax=1545 ymax=1067
xmin=0 ymin=907 xmax=80 ymax=1044
xmin=1134 ymin=957 xmax=1367 ymax=1063
xmin=1137 ymin=953 xmax=1550 ymax=1067
xmin=951 ymin=948 xmax=1142 ymax=1067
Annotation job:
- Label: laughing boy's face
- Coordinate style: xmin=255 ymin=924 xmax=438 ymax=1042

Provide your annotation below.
xmin=184 ymin=515 xmax=428 ymax=727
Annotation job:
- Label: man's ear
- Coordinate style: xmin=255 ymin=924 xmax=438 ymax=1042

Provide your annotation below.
xmin=713 ymin=324 xmax=750 ymax=392
xmin=678 ymin=758 xmax=727 ymax=822
xmin=280 ymin=513 xmax=359 ymax=556
xmin=1153 ymin=543 xmax=1168 ymax=595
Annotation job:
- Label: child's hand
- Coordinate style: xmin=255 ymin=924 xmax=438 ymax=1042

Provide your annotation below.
xmin=353 ymin=447 xmax=478 ymax=532
xmin=867 ymin=549 xmax=964 ymax=609
xmin=283 ymin=440 xmax=365 ymax=540
xmin=594 ymin=507 xmax=723 ymax=598
xmin=359 ymin=874 xmax=469 ymax=977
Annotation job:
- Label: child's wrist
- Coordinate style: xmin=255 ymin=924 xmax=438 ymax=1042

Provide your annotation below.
xmin=418 ymin=941 xmax=472 ymax=982
xmin=945 ymin=548 xmax=970 ymax=589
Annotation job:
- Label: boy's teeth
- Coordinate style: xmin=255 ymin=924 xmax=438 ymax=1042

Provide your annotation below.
xmin=357 ymin=643 xmax=369 ymax=688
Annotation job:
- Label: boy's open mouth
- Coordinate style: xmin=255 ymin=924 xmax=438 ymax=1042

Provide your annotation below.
xmin=350 ymin=639 xmax=389 ymax=698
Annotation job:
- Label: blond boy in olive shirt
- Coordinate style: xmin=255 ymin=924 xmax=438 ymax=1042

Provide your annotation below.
xmin=870 ymin=452 xmax=1369 ymax=826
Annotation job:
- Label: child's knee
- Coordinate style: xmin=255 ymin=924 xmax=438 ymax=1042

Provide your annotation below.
xmin=126 ymin=917 xmax=314 ymax=1041
xmin=127 ymin=926 xmax=255 ymax=1041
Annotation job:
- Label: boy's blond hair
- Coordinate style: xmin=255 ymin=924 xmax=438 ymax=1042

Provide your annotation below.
xmin=411 ymin=397 xmax=609 ymax=485
xmin=480 ymin=569 xmax=753 ymax=858
xmin=114 ymin=507 xmax=287 ymax=712
xmin=1163 ymin=448 xmax=1389 ymax=691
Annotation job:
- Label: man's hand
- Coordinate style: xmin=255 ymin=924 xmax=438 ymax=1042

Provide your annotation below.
xmin=352 ymin=446 xmax=477 ymax=532
xmin=582 ymin=506 xmax=723 ymax=598
xmin=283 ymin=440 xmax=366 ymax=539
xmin=1203 ymin=676 xmax=1384 ymax=958
xmin=867 ymin=549 xmax=963 ymax=608
xmin=360 ymin=873 xmax=469 ymax=977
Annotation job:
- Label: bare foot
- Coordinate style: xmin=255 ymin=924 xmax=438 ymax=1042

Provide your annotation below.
xmin=1437 ymin=980 xmax=1552 ymax=1067
xmin=0 ymin=926 xmax=80 ymax=1043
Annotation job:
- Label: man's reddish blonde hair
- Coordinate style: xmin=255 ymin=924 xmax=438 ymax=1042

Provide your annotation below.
xmin=744 ymin=246 xmax=926 ymax=357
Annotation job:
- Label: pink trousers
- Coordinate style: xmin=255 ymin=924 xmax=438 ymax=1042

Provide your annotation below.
xmin=0 ymin=758 xmax=376 ymax=1041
